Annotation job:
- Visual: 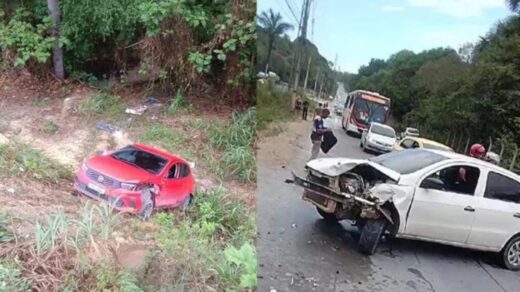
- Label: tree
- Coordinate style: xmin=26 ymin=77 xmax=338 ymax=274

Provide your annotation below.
xmin=507 ymin=0 xmax=520 ymax=12
xmin=46 ymin=0 xmax=64 ymax=80
xmin=257 ymin=9 xmax=293 ymax=73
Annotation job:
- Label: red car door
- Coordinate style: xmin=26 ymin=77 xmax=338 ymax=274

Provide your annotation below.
xmin=156 ymin=162 xmax=189 ymax=207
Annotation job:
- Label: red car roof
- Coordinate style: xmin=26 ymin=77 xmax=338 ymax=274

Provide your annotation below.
xmin=132 ymin=144 xmax=187 ymax=163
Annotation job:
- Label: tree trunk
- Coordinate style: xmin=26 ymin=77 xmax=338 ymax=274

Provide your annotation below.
xmin=265 ymin=37 xmax=274 ymax=74
xmin=47 ymin=0 xmax=65 ymax=80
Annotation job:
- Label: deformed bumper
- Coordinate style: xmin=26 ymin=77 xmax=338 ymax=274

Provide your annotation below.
xmin=73 ymin=177 xmax=138 ymax=213
xmin=291 ymin=172 xmax=394 ymax=224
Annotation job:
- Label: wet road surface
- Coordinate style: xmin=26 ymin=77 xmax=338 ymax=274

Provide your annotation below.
xmin=256 ymin=87 xmax=520 ymax=292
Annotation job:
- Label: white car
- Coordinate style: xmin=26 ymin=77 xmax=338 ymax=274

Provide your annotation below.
xmin=360 ymin=123 xmax=396 ymax=153
xmin=403 ymin=127 xmax=420 ymax=137
xmin=291 ymin=149 xmax=520 ymax=270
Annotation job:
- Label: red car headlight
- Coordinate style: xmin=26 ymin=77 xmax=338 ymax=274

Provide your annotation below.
xmin=121 ymin=183 xmax=137 ymax=191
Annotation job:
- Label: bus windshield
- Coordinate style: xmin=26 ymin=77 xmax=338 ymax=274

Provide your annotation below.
xmin=353 ymin=97 xmax=390 ymax=125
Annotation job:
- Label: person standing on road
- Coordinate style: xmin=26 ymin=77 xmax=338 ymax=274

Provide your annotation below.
xmin=309 ymin=109 xmax=331 ymax=161
xmin=302 ymin=100 xmax=309 ymax=120
xmin=314 ymin=103 xmax=323 ymax=117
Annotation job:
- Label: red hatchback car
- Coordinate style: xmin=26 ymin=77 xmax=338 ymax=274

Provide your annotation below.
xmin=74 ymin=144 xmax=195 ymax=218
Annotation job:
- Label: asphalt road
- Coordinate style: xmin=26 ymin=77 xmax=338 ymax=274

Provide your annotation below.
xmin=256 ymin=86 xmax=520 ymax=292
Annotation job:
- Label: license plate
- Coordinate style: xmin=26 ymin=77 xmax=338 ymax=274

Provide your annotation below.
xmin=88 ymin=183 xmax=105 ymax=195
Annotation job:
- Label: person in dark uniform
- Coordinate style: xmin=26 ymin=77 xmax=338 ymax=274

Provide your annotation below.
xmin=302 ymin=100 xmax=309 ymax=120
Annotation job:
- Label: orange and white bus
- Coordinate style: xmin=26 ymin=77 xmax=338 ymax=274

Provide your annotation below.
xmin=341 ymin=90 xmax=391 ymax=136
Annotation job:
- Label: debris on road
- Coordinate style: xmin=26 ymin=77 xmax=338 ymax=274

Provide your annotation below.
xmin=291 ymin=223 xmax=297 ymax=228
xmin=144 ymin=97 xmax=160 ymax=105
xmin=0 ymin=133 xmax=9 ymax=145
xmin=125 ymin=105 xmax=147 ymax=115
xmin=62 ymin=94 xmax=84 ymax=116
xmin=96 ymin=122 xmax=117 ymax=133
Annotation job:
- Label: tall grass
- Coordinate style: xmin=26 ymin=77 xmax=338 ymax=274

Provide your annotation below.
xmin=210 ymin=108 xmax=256 ymax=182
xmin=0 ymin=261 xmax=30 ymax=292
xmin=257 ymin=80 xmax=293 ymax=130
xmin=167 ymin=88 xmax=192 ymax=116
xmin=0 ymin=211 xmax=13 ymax=243
xmin=76 ymin=92 xmax=123 ymax=119
xmin=145 ymin=187 xmax=256 ymax=290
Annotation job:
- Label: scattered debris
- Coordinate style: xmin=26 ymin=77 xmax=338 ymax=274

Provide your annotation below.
xmin=269 ymin=288 xmax=277 ymax=292
xmin=0 ymin=133 xmax=9 ymax=145
xmin=62 ymin=94 xmax=84 ymax=116
xmin=96 ymin=122 xmax=117 ymax=133
xmin=125 ymin=105 xmax=147 ymax=115
xmin=144 ymin=97 xmax=160 ymax=105
xmin=0 ymin=184 xmax=14 ymax=195
xmin=291 ymin=223 xmax=297 ymax=228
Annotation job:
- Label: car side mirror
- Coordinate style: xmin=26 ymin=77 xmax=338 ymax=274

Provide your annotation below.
xmin=421 ymin=177 xmax=444 ymax=190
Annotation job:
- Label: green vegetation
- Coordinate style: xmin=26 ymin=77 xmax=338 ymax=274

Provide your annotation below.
xmin=210 ymin=108 xmax=256 ymax=182
xmin=257 ymin=81 xmax=292 ymax=130
xmin=147 ymin=187 xmax=256 ymax=290
xmin=76 ymin=93 xmax=123 ymax=119
xmin=166 ymin=89 xmax=192 ymax=116
xmin=257 ymin=12 xmax=336 ymax=96
xmin=0 ymin=261 xmax=30 ymax=292
xmin=0 ymin=211 xmax=13 ymax=243
xmin=1 ymin=0 xmax=256 ymax=103
xmin=0 ymin=143 xmax=72 ymax=184
xmin=42 ymin=119 xmax=59 ymax=135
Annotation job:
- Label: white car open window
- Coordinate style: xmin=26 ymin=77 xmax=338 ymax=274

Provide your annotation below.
xmin=420 ymin=165 xmax=481 ymax=196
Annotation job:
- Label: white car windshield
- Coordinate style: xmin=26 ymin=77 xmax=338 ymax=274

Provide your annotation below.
xmin=371 ymin=124 xmax=395 ymax=138
xmin=369 ymin=149 xmax=448 ymax=174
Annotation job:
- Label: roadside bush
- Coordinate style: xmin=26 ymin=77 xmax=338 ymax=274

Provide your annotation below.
xmin=0 ymin=8 xmax=55 ymax=68
xmin=257 ymin=80 xmax=292 ymax=130
xmin=166 ymin=88 xmax=192 ymax=116
xmin=210 ymin=107 xmax=256 ymax=182
xmin=150 ymin=188 xmax=256 ymax=290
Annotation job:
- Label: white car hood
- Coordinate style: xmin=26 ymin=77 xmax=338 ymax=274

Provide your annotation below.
xmin=368 ymin=133 xmax=396 ymax=145
xmin=306 ymin=157 xmax=400 ymax=181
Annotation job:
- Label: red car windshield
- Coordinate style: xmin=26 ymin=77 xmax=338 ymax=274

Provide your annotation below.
xmin=111 ymin=146 xmax=168 ymax=174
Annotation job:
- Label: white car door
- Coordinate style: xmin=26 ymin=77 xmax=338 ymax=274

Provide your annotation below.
xmin=404 ymin=164 xmax=482 ymax=244
xmin=466 ymin=170 xmax=520 ymax=250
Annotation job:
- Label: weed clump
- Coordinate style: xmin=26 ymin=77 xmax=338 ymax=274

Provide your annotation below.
xmin=0 ymin=144 xmax=72 ymax=184
xmin=76 ymin=92 xmax=123 ymax=119
xmin=145 ymin=187 xmax=256 ymax=290
xmin=210 ymin=108 xmax=256 ymax=182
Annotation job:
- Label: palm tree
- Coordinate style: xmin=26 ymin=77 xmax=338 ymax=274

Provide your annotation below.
xmin=258 ymin=9 xmax=293 ymax=74
xmin=507 ymin=0 xmax=520 ymax=12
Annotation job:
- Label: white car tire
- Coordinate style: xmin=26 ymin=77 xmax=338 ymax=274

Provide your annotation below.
xmin=501 ymin=235 xmax=520 ymax=270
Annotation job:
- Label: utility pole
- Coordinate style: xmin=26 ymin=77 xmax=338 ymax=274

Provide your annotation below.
xmin=288 ymin=0 xmax=306 ymax=90
xmin=303 ymin=56 xmax=312 ymax=92
xmin=292 ymin=0 xmax=312 ymax=91
xmin=318 ymin=76 xmax=325 ymax=99
xmin=313 ymin=67 xmax=320 ymax=95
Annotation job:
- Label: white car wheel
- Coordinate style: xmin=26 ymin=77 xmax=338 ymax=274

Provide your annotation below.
xmin=502 ymin=236 xmax=520 ymax=270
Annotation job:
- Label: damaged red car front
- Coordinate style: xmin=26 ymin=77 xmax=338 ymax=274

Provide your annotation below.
xmin=74 ymin=144 xmax=195 ymax=218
